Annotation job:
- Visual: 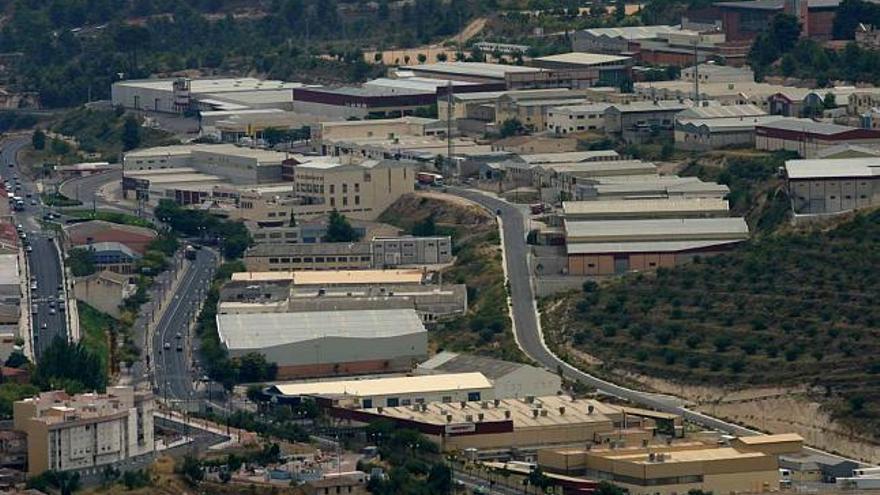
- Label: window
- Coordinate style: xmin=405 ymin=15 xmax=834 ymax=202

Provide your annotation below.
xmin=330 ymin=184 xmax=335 ymax=194
xmin=386 ymin=398 xmax=399 ymax=407
xmin=355 ymin=195 xmax=360 ymax=205
xmin=441 ymin=396 xmax=452 ymax=403
xmin=343 ymin=197 xmax=348 ymax=206
xmin=342 ymin=183 xmax=348 ymax=193
xmin=467 ymin=392 xmax=481 ymax=401
xmin=362 ymin=399 xmax=373 ymax=408
xmin=401 ymin=399 xmax=412 ymax=406
xmin=330 ymin=197 xmax=335 ymax=207
xmin=269 ymin=257 xmax=279 ymax=264
xmin=355 ymin=183 xmax=360 ymax=192
xmin=315 ymin=257 xmax=325 ymax=262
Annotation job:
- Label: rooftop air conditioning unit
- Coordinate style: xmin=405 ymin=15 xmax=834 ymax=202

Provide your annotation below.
xmin=477 ymin=413 xmax=484 ymax=421
xmin=504 ymin=410 xmax=511 ymax=419
xmin=446 ymin=414 xmax=453 ymax=423
xmin=465 ymin=415 xmax=473 ymax=422
xmin=559 ymin=406 xmax=566 ymax=415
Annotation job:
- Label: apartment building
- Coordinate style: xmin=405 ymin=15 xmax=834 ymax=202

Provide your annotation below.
xmin=14 ymin=387 xmax=154 ymax=475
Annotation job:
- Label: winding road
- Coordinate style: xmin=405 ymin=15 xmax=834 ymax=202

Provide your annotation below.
xmin=448 ymin=187 xmax=866 ymax=465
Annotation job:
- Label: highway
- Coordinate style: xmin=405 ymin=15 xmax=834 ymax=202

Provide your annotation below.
xmin=2 ymin=137 xmax=69 ymax=359
xmin=447 ymin=187 xmax=866 ymax=465
xmin=152 ymin=248 xmax=217 ymax=405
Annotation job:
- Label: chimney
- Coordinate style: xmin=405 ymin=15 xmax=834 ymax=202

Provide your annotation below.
xmin=525 ymin=395 xmax=535 ymax=404
xmin=532 ymin=409 xmax=539 ymax=418
xmin=377 ymin=407 xmax=383 ymax=413
xmin=460 ymin=401 xmax=467 ymax=409
xmin=540 ymin=410 xmax=548 ymax=417
xmin=465 ymin=414 xmax=473 ymax=422
xmin=494 ymin=399 xmax=501 ymax=407
xmin=477 ymin=413 xmax=484 ymax=421
xmin=559 ymin=406 xmax=566 ymax=415
xmin=588 ymin=405 xmax=595 ymax=414
xmin=446 ymin=414 xmax=453 ymax=423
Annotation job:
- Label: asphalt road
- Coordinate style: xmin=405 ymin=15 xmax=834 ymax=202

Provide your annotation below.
xmin=58 ymin=170 xmax=125 ymax=213
xmin=2 ymin=137 xmax=69 ymax=359
xmin=152 ymin=248 xmax=217 ymax=404
xmin=447 ymin=187 xmax=864 ymax=465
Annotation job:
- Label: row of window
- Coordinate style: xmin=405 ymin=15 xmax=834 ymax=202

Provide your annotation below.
xmin=267 ymin=256 xmax=372 ymax=264
xmin=362 ymin=391 xmax=482 ymax=409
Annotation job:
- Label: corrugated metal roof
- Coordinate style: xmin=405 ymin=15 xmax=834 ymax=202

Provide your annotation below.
xmin=563 ymin=198 xmax=729 ymax=216
xmin=418 ymin=351 xmax=530 ymax=380
xmin=270 ymin=372 xmax=492 ymax=398
xmin=785 ymin=158 xmax=880 ymax=179
xmin=535 ymin=52 xmax=631 ymax=65
xmin=520 ymin=150 xmax=620 ymax=164
xmin=578 ymin=25 xmax=682 ymax=40
xmin=217 ymin=308 xmax=426 ymax=350
xmin=677 ymin=103 xmax=766 ymax=119
xmin=758 ymin=119 xmax=864 ymax=135
xmin=402 ymin=62 xmax=543 ymax=79
xmin=608 ymin=101 xmax=690 ymax=113
xmin=566 ymin=239 xmax=744 ymax=254
xmin=565 ymin=217 xmax=749 ymax=238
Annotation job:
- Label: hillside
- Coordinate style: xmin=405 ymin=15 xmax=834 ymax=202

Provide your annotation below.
xmin=543 ymin=209 xmax=880 ymax=442
xmin=379 ymin=193 xmax=524 ymax=362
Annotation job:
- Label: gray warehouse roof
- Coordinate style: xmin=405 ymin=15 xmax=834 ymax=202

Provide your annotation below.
xmin=785 ymin=158 xmax=880 ymax=179
xmin=577 ymin=25 xmax=683 ymax=40
xmin=565 ymin=217 xmax=749 ymax=239
xmin=418 ymin=351 xmax=530 ymax=380
xmin=217 ymin=308 xmax=426 ymax=351
xmin=401 ymin=62 xmax=543 ymax=79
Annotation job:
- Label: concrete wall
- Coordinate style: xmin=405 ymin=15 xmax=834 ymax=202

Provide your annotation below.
xmin=788 ymin=177 xmax=880 ymax=214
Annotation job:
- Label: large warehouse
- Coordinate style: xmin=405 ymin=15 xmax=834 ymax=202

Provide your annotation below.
xmin=111 ymin=77 xmax=304 ymax=114
xmin=216 ymin=308 xmax=427 ymax=378
xmin=564 ymin=217 xmax=749 ymax=275
xmin=785 ymin=157 xmax=880 ymax=214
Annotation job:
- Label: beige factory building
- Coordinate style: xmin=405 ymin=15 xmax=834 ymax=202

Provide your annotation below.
xmin=314 ymin=116 xmax=446 ymax=154
xmin=268 ymin=372 xmax=495 ymax=409
xmin=14 ymin=387 xmax=154 ymax=475
xmin=562 ymin=198 xmax=730 ymax=220
xmin=286 ymin=157 xmax=415 ymax=221
xmin=538 ymin=433 xmax=804 ymax=495
xmin=329 ymin=395 xmax=664 ymax=453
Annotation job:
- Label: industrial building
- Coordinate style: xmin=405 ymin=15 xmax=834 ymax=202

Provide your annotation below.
xmin=329 ymin=395 xmax=661 ymax=454
xmin=13 ymin=387 xmax=154 ymax=475
xmin=681 ymin=63 xmax=755 ymax=84
xmin=529 ymin=53 xmax=633 ymax=87
xmin=494 ymin=89 xmax=589 ymax=130
xmin=574 ymin=175 xmax=731 ymax=201
xmin=313 ymin=116 xmax=447 ymax=154
xmin=235 ymin=282 xmax=466 ymax=316
xmin=546 ymin=103 xmax=612 ymax=134
xmin=371 ymin=236 xmax=452 ymax=268
xmin=675 ymin=114 xmax=786 ymax=150
xmin=122 ymin=144 xmax=289 ymax=184
xmin=715 ymin=0 xmax=838 ymax=41
xmin=538 ymin=433 xmax=805 ymax=495
xmin=244 ymin=242 xmax=374 ymax=272
xmin=490 ymin=136 xmax=579 ymax=154
xmin=416 ymin=352 xmax=562 ymax=399
xmin=398 ymin=62 xmax=544 ymax=85
xmin=216 ymin=308 xmax=428 ymax=378
xmin=267 ymin=372 xmax=495 ymax=408
xmin=564 ymin=217 xmax=749 ymax=275
xmin=229 ymin=268 xmax=426 ymax=286
xmin=756 ymin=119 xmax=880 ymax=158
xmin=562 ymin=198 xmax=730 ymax=220
xmin=110 ymin=77 xmax=304 ymax=114
xmin=604 ymin=101 xmax=691 ymax=143
xmin=291 ymin=86 xmax=438 ymax=120
xmin=785 ymin=157 xmax=880 ymax=214
xmin=571 ymin=26 xmax=685 ymax=54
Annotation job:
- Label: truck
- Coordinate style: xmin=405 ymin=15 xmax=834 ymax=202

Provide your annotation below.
xmin=12 ymin=197 xmax=24 ymax=211
xmin=416 ymin=172 xmax=444 ymax=187
xmin=184 ymin=244 xmax=197 ymax=260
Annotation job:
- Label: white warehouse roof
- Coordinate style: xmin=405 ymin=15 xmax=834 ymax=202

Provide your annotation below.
xmin=269 ymin=372 xmax=493 ymax=398
xmin=533 ymin=52 xmax=631 ymax=66
xmin=785 ymin=158 xmax=880 ymax=179
xmin=565 ymin=217 xmax=749 ymax=240
xmin=217 ymin=308 xmax=426 ymax=351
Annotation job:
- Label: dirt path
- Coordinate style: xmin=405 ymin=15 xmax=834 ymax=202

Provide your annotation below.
xmin=365 ymin=17 xmax=487 ymax=65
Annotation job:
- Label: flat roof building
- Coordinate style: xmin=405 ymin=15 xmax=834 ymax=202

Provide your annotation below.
xmin=111 ymin=77 xmax=305 ymax=114
xmin=13 ymin=387 xmax=154 ymax=475
xmin=229 ymin=269 xmax=425 ymax=285
xmin=329 ymin=395 xmax=660 ymax=453
xmin=243 ymin=242 xmax=373 ymax=272
xmin=216 ymin=308 xmax=427 ymax=378
xmin=399 ymin=62 xmax=544 ymax=84
xmin=572 ymin=25 xmax=685 ymax=54
xmin=538 ymin=435 xmax=803 ymax=495
xmin=268 ymin=372 xmax=495 ymax=409
xmin=123 ymin=144 xmax=289 ymax=184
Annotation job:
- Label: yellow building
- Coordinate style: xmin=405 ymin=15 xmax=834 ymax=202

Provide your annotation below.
xmin=538 ymin=434 xmax=804 ymax=495
xmin=288 ymin=157 xmax=415 ymax=222
xmin=14 ymin=387 xmax=154 ymax=475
